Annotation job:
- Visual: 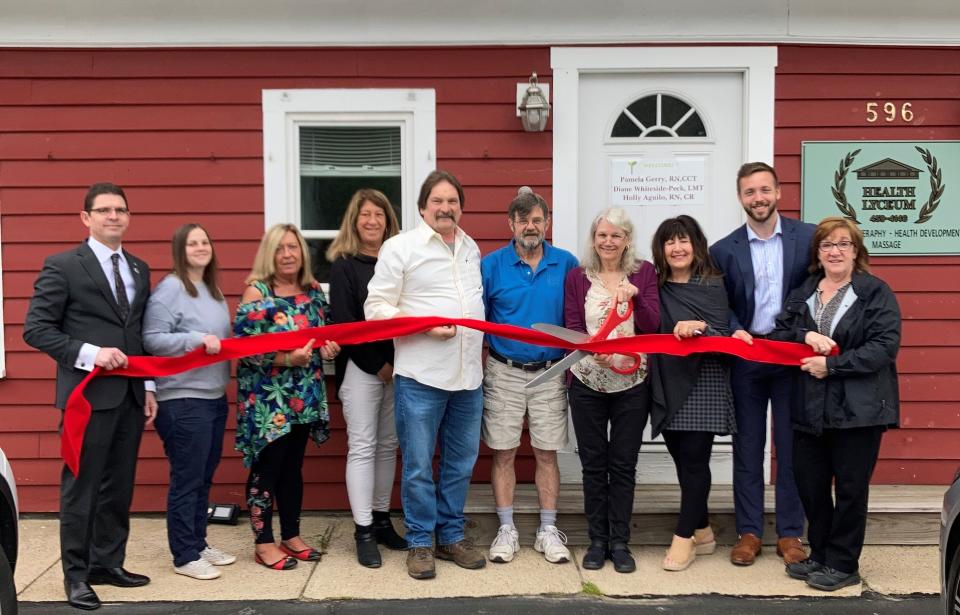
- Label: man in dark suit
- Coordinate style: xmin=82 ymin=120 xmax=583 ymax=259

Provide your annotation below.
xmin=709 ymin=162 xmax=816 ymax=568
xmin=23 ymin=182 xmax=156 ymax=610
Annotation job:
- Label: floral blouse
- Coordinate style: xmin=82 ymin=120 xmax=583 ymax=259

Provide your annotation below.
xmin=571 ymin=270 xmax=648 ymax=393
xmin=234 ymin=280 xmax=330 ymax=467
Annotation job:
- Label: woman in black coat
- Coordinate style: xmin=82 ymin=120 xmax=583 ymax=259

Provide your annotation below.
xmin=770 ymin=216 xmax=901 ymax=592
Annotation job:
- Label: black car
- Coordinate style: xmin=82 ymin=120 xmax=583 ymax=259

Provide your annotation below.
xmin=0 ymin=447 xmax=17 ymax=615
xmin=941 ymin=467 xmax=960 ymax=615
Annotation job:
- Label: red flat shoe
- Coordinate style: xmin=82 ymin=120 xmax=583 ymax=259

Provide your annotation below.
xmin=254 ymin=553 xmax=297 ymax=570
xmin=280 ymin=542 xmax=322 ymax=562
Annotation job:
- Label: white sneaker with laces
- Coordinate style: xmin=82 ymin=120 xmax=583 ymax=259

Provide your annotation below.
xmin=489 ymin=524 xmax=520 ymax=563
xmin=174 ymin=557 xmax=221 ymax=580
xmin=200 ymin=545 xmax=237 ymax=566
xmin=534 ymin=525 xmax=570 ymax=563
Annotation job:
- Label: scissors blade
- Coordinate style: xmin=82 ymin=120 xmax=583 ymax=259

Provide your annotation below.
xmin=524 ymin=350 xmax=589 ymax=389
xmin=532 ymin=323 xmax=592 ymax=344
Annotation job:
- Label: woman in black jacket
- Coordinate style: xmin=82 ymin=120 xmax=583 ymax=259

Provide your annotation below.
xmin=770 ymin=216 xmax=901 ymax=592
xmin=327 ymin=189 xmax=407 ymax=567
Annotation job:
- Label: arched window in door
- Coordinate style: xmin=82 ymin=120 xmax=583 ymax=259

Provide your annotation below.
xmin=610 ymin=93 xmax=706 ymax=138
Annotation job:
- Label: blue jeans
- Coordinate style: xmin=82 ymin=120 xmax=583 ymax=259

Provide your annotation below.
xmin=393 ymin=375 xmax=483 ymax=549
xmin=154 ymin=396 xmax=228 ymax=567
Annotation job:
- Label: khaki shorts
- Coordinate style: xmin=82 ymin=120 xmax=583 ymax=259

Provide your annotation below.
xmin=481 ymin=355 xmax=569 ymax=451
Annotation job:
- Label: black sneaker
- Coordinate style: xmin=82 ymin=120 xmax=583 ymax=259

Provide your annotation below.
xmin=786 ymin=558 xmax=824 ymax=580
xmin=806 ymin=566 xmax=861 ymax=591
xmin=610 ymin=543 xmax=636 ymax=573
xmin=582 ymin=541 xmax=607 ymax=570
xmin=355 ymin=524 xmax=382 ymax=568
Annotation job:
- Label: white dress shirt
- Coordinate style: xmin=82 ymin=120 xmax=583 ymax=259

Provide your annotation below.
xmin=746 ymin=215 xmax=784 ymax=335
xmin=365 ymin=221 xmax=485 ymax=391
xmin=76 ymin=237 xmax=155 ymax=392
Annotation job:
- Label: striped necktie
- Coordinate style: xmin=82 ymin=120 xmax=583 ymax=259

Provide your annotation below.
xmin=111 ymin=253 xmax=130 ymax=321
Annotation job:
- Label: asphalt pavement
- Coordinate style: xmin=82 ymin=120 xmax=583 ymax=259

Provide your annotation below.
xmin=17 ymin=594 xmax=942 ymax=615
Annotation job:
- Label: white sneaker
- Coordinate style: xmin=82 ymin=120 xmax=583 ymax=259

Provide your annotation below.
xmin=174 ymin=557 xmax=221 ymax=580
xmin=489 ymin=524 xmax=520 ymax=563
xmin=200 ymin=545 xmax=237 ymax=566
xmin=534 ymin=525 xmax=570 ymax=564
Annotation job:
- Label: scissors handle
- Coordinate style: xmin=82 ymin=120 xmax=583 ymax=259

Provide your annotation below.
xmin=593 ymin=299 xmax=634 ymax=341
xmin=609 ymin=353 xmax=642 ymax=375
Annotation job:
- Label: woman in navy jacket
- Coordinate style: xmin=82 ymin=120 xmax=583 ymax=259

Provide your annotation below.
xmin=770 ymin=216 xmax=901 ymax=592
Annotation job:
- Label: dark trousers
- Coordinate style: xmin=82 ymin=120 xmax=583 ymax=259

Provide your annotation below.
xmin=663 ymin=430 xmax=715 ymax=538
xmin=155 ymin=396 xmax=228 ymax=567
xmin=793 ymin=426 xmax=884 ymax=574
xmin=60 ymin=390 xmax=145 ymax=582
xmin=246 ymin=424 xmax=310 ymax=544
xmin=731 ymin=359 xmax=805 ymax=537
xmin=569 ymin=378 xmax=649 ymax=545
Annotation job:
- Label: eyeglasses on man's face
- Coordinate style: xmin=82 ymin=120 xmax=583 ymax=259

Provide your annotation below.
xmin=818 ymin=240 xmax=853 ymax=253
xmin=89 ymin=207 xmax=130 ymax=216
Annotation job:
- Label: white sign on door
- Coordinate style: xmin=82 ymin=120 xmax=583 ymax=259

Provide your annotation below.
xmin=609 ymin=157 xmax=706 ymax=207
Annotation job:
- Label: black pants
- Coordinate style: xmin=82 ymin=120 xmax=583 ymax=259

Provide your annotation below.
xmin=662 ymin=430 xmax=715 ymax=538
xmin=60 ymin=390 xmax=145 ymax=581
xmin=569 ymin=378 xmax=649 ymax=545
xmin=246 ymin=424 xmax=310 ymax=544
xmin=793 ymin=426 xmax=885 ymax=574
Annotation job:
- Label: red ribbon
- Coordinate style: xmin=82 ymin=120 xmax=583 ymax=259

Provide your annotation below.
xmin=63 ymin=317 xmax=833 ymax=476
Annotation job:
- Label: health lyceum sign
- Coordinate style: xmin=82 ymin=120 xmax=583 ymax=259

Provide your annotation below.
xmin=801 ymin=141 xmax=959 ymax=255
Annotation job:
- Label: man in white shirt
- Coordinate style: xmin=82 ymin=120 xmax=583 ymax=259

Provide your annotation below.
xmin=23 ymin=182 xmax=157 ymax=610
xmin=365 ymin=170 xmax=486 ymax=580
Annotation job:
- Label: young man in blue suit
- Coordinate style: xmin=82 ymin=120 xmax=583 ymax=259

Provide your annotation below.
xmin=709 ymin=162 xmax=816 ymax=567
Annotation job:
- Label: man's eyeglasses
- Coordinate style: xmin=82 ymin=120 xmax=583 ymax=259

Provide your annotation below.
xmin=818 ymin=240 xmax=853 ymax=253
xmin=88 ymin=207 xmax=129 ymax=216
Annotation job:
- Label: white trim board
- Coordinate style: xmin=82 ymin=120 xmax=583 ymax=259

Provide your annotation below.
xmin=2 ymin=0 xmax=959 ymax=46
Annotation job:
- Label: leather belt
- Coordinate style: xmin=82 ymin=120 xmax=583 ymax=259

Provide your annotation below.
xmin=489 ymin=348 xmax=555 ymax=372
xmin=750 ymin=332 xmax=771 ymax=339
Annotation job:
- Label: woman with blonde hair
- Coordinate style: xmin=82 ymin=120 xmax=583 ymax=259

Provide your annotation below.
xmin=235 ymin=223 xmax=341 ymax=570
xmin=327 ymin=189 xmax=405 ymax=568
xmin=563 ymin=207 xmax=660 ymax=573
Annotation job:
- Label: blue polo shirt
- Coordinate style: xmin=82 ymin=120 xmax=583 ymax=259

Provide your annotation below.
xmin=481 ymin=240 xmax=579 ymax=363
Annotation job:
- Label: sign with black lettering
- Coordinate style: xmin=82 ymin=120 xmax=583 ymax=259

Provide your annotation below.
xmin=802 ymin=141 xmax=958 ymax=255
xmin=609 ymin=158 xmax=706 ymax=207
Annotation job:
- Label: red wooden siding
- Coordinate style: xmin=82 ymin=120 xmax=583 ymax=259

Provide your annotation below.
xmin=1 ymin=44 xmax=957 ymax=512
xmin=0 ymin=47 xmax=553 ymax=512
xmin=775 ymin=45 xmax=960 ymax=484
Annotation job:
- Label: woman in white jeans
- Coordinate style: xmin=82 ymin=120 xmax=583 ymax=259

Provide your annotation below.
xmin=327 ymin=189 xmax=406 ymax=567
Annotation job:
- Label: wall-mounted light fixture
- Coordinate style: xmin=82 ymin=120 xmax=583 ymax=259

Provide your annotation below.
xmin=517 ymin=73 xmax=550 ymax=132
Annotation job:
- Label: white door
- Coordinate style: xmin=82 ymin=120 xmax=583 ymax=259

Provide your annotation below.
xmin=551 ymin=47 xmax=778 ymax=486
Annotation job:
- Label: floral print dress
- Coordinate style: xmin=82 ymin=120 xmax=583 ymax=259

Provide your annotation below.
xmin=234 ymin=280 xmax=330 ymax=467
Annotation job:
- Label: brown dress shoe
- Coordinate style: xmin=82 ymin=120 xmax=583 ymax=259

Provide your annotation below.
xmin=436 ymin=540 xmax=486 ymax=569
xmin=406 ymin=547 xmax=436 ymax=580
xmin=730 ymin=533 xmax=762 ymax=566
xmin=776 ymin=536 xmax=808 ymax=565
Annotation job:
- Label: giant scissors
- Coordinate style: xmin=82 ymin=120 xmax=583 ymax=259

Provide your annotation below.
xmin=524 ymin=300 xmax=643 ymax=389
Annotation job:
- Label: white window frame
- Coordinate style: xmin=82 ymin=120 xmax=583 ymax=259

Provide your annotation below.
xmin=262 ymin=89 xmax=436 ymax=238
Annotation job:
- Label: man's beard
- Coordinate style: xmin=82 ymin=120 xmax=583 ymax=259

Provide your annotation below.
xmin=746 ymin=201 xmax=777 ymax=223
xmin=516 ymin=233 xmax=544 ymax=251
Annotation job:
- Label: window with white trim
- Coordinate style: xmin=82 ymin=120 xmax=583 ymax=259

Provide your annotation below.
xmin=262 ymin=89 xmax=436 ymax=283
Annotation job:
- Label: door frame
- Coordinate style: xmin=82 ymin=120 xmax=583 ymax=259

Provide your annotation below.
xmin=550 ymin=46 xmax=777 ymax=250
xmin=549 ymin=46 xmax=778 ymax=484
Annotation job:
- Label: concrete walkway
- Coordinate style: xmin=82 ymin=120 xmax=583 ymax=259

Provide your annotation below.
xmin=15 ymin=515 xmax=940 ymax=604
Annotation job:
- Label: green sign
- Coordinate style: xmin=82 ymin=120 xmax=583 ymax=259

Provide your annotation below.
xmin=801 ymin=141 xmax=959 ymax=255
